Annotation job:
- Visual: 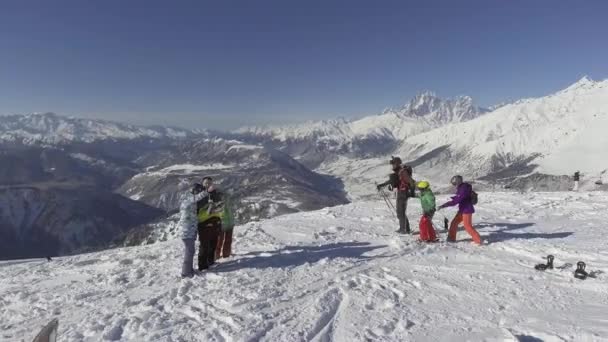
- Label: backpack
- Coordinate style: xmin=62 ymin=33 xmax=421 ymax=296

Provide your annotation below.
xmin=470 ymin=190 xmax=478 ymax=205
xmin=404 ymin=165 xmax=413 ymax=176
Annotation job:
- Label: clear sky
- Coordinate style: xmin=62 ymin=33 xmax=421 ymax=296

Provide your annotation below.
xmin=1 ymin=0 xmax=607 ymax=130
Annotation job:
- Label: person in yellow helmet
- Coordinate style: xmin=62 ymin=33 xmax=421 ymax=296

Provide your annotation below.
xmin=416 ymin=181 xmax=437 ymax=242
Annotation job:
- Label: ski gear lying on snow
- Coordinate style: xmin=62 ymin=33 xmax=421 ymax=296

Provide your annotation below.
xmin=181 ymin=238 xmax=196 ymax=277
xmin=535 ymin=255 xmax=555 ymax=271
xmin=440 ymin=182 xmax=475 ymax=214
xmin=178 ymin=189 xmax=209 ymax=239
xmin=574 ymin=261 xmax=588 ymax=280
xmin=447 ymin=213 xmax=481 ymax=244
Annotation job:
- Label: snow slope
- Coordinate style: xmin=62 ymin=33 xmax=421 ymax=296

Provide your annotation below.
xmin=2 ymin=192 xmax=607 ymax=341
xmin=398 ymin=77 xmax=608 ymax=181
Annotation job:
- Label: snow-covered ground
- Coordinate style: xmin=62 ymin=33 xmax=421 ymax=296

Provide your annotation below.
xmin=2 ymin=192 xmax=608 ymax=341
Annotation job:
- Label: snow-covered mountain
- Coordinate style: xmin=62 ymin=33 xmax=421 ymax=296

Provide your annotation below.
xmin=0 ymin=130 xmax=347 ymax=258
xmin=0 ymin=112 xmax=205 ymax=144
xmin=235 ymin=93 xmax=489 ymax=167
xmin=118 ymin=138 xmax=348 ymax=244
xmin=0 ymin=183 xmax=163 ymax=260
xmin=396 ymin=76 xmax=608 ymax=188
xmin=3 ymin=191 xmax=607 ymax=341
xmin=314 ymin=77 xmax=608 ymax=197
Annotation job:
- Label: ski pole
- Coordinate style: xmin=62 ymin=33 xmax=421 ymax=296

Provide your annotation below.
xmin=376 ymin=185 xmax=398 ymax=221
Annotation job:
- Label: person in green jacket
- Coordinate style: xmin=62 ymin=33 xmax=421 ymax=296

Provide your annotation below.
xmin=417 ymin=181 xmax=438 ymax=242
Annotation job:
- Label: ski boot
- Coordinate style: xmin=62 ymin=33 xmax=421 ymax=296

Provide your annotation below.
xmin=534 ymin=255 xmax=554 ymax=271
xmin=574 ymin=261 xmax=588 ymax=280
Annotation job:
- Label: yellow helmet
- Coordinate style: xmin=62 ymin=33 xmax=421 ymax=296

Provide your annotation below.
xmin=417 ymin=180 xmax=430 ymax=189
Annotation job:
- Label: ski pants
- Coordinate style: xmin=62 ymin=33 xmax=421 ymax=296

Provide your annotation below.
xmin=447 ymin=213 xmax=481 ymax=244
xmin=181 ymin=238 xmax=196 ymax=277
xmin=419 ymin=213 xmax=437 ymax=242
xmin=573 ymin=181 xmax=579 ymax=191
xmin=215 ymin=229 xmax=234 ymax=260
xmin=396 ymin=193 xmax=410 ymax=232
xmin=198 ymin=223 xmax=220 ymax=270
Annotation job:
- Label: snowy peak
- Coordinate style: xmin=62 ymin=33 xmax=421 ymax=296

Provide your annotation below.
xmin=396 ymin=76 xmax=608 ymax=183
xmin=560 ymin=75 xmax=600 ymax=93
xmin=385 ymin=92 xmax=488 ymax=123
xmin=236 ymin=92 xmax=488 ymax=144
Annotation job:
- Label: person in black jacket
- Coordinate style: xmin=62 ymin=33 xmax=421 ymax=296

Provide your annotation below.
xmin=196 ymin=177 xmax=222 ymax=270
xmin=376 ymin=157 xmax=416 ymax=234
xmin=573 ymin=171 xmax=580 ymax=191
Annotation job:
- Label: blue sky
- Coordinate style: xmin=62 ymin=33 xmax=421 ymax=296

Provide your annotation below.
xmin=1 ymin=0 xmax=607 ymax=129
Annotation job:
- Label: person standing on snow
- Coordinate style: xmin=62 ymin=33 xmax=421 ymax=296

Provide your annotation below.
xmin=178 ymin=183 xmax=209 ymax=278
xmin=438 ymin=175 xmax=482 ymax=245
xmin=197 ymin=177 xmax=222 ymax=270
xmin=573 ymin=171 xmax=580 ymax=191
xmin=416 ymin=181 xmax=437 ymax=242
xmin=215 ymin=193 xmax=235 ymax=260
xmin=376 ymin=157 xmax=416 ymax=234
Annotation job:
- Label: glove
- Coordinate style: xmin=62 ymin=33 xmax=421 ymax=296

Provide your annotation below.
xmin=387 ymin=185 xmax=393 ymax=191
xmin=376 ymin=184 xmax=383 ymax=191
xmin=437 ymin=204 xmax=445 ymax=210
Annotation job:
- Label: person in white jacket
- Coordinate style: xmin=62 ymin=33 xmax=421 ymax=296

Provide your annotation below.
xmin=178 ymin=183 xmax=209 ymax=278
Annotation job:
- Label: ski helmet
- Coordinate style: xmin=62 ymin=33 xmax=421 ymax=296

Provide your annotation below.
xmin=417 ymin=180 xmax=430 ymax=189
xmin=390 ymin=156 xmax=402 ymax=166
xmin=450 ymin=175 xmax=463 ymax=186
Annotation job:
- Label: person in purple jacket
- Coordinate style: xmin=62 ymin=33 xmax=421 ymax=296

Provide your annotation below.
xmin=438 ymin=175 xmax=482 ymax=244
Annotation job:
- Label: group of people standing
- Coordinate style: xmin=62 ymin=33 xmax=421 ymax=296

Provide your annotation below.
xmin=177 ymin=158 xmax=482 ymax=277
xmin=178 ymin=177 xmax=235 ymax=278
xmin=376 ymin=157 xmax=482 ymax=245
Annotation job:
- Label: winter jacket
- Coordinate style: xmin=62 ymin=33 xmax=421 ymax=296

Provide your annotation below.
xmin=419 ymin=188 xmax=436 ymax=215
xmin=178 ymin=190 xmax=209 ymax=240
xmin=574 ymin=172 xmax=580 ymax=181
xmin=379 ymin=166 xmax=416 ymax=197
xmin=197 ymin=190 xmax=236 ymax=231
xmin=441 ymin=182 xmax=475 ymax=214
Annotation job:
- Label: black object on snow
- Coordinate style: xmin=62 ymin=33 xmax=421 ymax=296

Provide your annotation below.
xmin=574 ymin=261 xmax=588 ymax=280
xmin=534 ymin=255 xmax=554 ymax=271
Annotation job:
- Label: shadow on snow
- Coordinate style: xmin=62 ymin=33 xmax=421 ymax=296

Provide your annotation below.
xmin=474 ymin=221 xmax=573 ymax=243
xmin=217 ymin=242 xmax=387 ymax=272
